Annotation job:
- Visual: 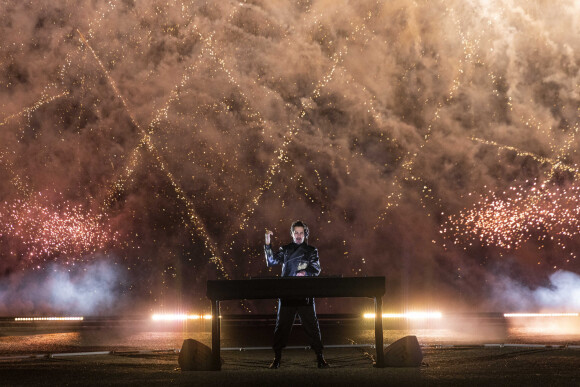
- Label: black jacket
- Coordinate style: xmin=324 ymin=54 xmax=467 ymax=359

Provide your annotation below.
xmin=264 ymin=242 xmax=321 ymax=277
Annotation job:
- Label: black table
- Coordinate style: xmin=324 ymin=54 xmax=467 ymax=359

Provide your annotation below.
xmin=206 ymin=276 xmax=386 ymax=370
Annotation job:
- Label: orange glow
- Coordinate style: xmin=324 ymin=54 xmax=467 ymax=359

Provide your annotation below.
xmin=364 ymin=312 xmax=443 ymax=319
xmin=151 ymin=313 xmax=213 ymax=321
xmin=504 ymin=313 xmax=579 ymax=318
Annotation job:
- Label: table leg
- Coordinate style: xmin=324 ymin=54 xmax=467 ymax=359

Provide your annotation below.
xmin=211 ymin=299 xmax=221 ymax=370
xmin=374 ymin=296 xmax=385 ymax=367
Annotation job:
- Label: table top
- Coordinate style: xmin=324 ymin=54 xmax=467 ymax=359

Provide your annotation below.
xmin=206 ymin=276 xmax=385 ymax=300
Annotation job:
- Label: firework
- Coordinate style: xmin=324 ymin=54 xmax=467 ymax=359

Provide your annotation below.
xmin=441 ymin=181 xmax=580 ymax=256
xmin=0 ymin=194 xmax=119 ymax=267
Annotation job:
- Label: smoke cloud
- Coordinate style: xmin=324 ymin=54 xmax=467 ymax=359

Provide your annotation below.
xmin=0 ymin=0 xmax=579 ymax=314
xmin=489 ymin=270 xmax=580 ymax=312
xmin=0 ymin=259 xmax=123 ymax=315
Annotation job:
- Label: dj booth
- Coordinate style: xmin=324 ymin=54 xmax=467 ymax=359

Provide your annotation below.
xmin=206 ymin=276 xmax=386 ymax=370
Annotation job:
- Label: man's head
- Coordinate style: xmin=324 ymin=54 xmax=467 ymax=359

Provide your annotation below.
xmin=290 ymin=220 xmax=309 ymax=244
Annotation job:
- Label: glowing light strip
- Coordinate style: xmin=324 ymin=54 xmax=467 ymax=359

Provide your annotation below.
xmin=504 ymin=313 xmax=579 ymax=318
xmin=151 ymin=314 xmax=213 ymax=321
xmin=364 ymin=312 xmax=443 ymax=319
xmin=14 ymin=317 xmax=84 ymax=321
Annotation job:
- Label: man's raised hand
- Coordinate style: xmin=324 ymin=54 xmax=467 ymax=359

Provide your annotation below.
xmin=265 ymin=230 xmax=273 ymax=245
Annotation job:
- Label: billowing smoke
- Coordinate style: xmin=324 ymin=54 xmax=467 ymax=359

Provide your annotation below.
xmin=0 ymin=259 xmax=123 ymax=315
xmin=489 ymin=270 xmax=580 ymax=312
xmin=0 ymin=0 xmax=579 ymax=314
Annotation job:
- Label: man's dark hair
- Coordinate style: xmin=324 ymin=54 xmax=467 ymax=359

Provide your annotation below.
xmin=290 ymin=220 xmax=309 ymax=239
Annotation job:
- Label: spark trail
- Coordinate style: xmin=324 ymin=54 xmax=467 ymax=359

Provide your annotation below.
xmin=76 ymin=29 xmax=228 ymax=278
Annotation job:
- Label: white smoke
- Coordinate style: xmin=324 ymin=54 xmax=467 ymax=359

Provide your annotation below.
xmin=0 ymin=259 xmax=123 ymax=315
xmin=490 ymin=270 xmax=580 ymax=312
xmin=533 ymin=271 xmax=580 ymax=311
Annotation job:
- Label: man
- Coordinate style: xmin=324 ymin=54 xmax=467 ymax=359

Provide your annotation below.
xmin=264 ymin=220 xmax=329 ymax=369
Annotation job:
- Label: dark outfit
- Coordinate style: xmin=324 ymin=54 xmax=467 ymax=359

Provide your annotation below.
xmin=264 ymin=242 xmax=324 ymax=356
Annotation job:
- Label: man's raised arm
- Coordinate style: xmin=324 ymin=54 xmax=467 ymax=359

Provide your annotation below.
xmin=264 ymin=230 xmax=281 ymax=267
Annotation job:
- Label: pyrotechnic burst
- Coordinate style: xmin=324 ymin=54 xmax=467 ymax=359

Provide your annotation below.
xmin=0 ymin=194 xmax=119 ymax=267
xmin=1 ymin=0 xmax=578 ymax=314
xmin=441 ymin=181 xmax=580 ymax=256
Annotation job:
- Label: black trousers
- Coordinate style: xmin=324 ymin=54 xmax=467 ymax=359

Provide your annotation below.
xmin=273 ymin=298 xmax=323 ymax=355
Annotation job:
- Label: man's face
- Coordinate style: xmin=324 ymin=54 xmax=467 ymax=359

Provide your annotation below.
xmin=292 ymin=226 xmax=305 ymax=244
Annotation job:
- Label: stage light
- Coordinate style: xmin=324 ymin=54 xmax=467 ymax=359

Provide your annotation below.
xmin=504 ymin=313 xmax=579 ymax=318
xmin=152 ymin=314 xmax=199 ymax=321
xmin=363 ymin=312 xmax=443 ymax=319
xmin=151 ymin=314 xmax=213 ymax=321
xmin=14 ymin=317 xmax=84 ymax=321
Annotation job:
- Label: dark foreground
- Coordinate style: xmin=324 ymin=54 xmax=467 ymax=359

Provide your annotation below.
xmin=1 ymin=345 xmax=580 ymax=386
xmin=2 ymin=315 xmax=580 ymax=386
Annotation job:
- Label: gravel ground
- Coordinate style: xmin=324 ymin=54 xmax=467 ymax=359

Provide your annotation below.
xmin=1 ymin=346 xmax=580 ymax=386
xmin=2 ymin=318 xmax=580 ymax=386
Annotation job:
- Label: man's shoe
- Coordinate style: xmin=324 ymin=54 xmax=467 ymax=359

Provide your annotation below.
xmin=269 ymin=357 xmax=281 ymax=369
xmin=317 ymin=354 xmax=330 ymax=368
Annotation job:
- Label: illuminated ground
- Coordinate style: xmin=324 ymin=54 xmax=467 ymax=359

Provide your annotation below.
xmin=2 ymin=315 xmax=580 ymax=386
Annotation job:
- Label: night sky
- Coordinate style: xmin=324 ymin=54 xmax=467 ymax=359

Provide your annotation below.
xmin=1 ymin=0 xmax=579 ymax=316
